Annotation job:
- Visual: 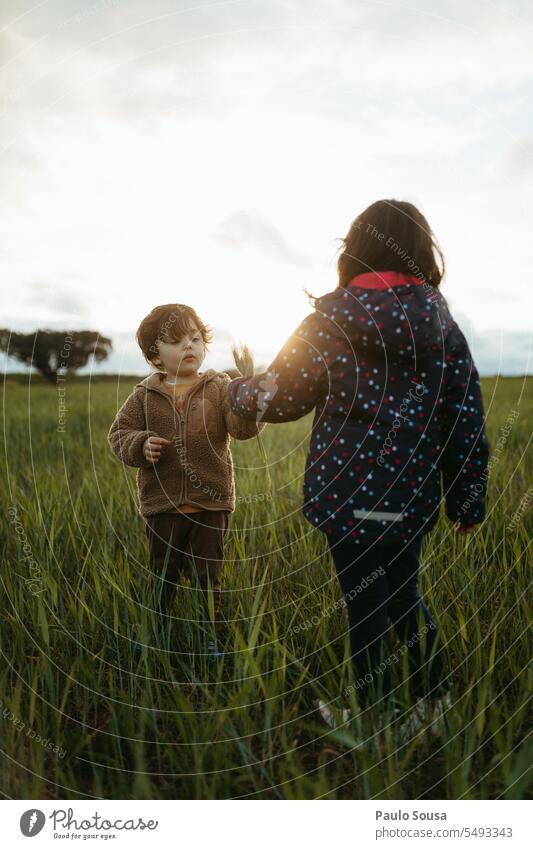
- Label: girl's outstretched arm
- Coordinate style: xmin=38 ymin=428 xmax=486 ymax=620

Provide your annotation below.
xmin=217 ymin=373 xmax=266 ymax=439
xmin=440 ymin=323 xmax=491 ymax=528
xmin=227 ymin=314 xmax=327 ymax=424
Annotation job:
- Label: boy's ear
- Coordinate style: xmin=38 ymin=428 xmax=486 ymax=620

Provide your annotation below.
xmin=149 ymin=351 xmax=162 ymax=368
xmin=151 ymin=343 xmax=163 ymax=368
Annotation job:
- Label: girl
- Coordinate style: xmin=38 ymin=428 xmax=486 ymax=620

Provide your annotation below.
xmin=227 ymin=199 xmax=490 ymax=734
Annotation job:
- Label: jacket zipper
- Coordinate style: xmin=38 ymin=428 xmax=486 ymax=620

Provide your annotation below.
xmin=140 ymin=374 xmax=213 ymax=508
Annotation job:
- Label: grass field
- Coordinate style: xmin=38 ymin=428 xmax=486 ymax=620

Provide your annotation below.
xmin=1 ymin=374 xmax=531 ymax=800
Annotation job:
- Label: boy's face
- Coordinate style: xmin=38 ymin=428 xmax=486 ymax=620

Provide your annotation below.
xmin=154 ymin=322 xmax=206 ymax=377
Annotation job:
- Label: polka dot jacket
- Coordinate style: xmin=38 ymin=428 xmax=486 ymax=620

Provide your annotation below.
xmin=227 ymin=271 xmax=491 ymax=545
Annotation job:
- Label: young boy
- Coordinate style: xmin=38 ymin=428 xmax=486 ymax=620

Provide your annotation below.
xmin=107 ymin=303 xmax=263 ymax=650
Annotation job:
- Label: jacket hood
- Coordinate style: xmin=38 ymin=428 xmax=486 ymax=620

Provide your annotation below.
xmin=134 ymin=368 xmax=220 ymax=394
xmin=314 ymin=271 xmax=454 ymax=359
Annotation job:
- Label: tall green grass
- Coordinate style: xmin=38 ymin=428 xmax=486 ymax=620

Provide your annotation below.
xmin=0 ymin=374 xmax=531 ymax=799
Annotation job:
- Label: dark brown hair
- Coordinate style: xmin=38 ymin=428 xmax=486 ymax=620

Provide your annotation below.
xmin=136 ymin=303 xmax=212 ymax=367
xmin=336 ymin=199 xmax=445 ymax=288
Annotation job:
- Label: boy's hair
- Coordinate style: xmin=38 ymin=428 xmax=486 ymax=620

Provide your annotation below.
xmin=136 ymin=303 xmax=212 ymax=368
xmin=337 ymin=199 xmax=445 ymax=289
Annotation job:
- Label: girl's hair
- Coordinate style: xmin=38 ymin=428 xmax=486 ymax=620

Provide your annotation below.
xmin=136 ymin=303 xmax=212 ymax=367
xmin=336 ymin=199 xmax=445 ymax=289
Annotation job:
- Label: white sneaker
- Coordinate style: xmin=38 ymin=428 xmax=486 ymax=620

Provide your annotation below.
xmin=397 ymin=699 xmax=427 ymax=743
xmin=427 ymin=692 xmax=452 ymax=737
xmin=398 ymin=692 xmax=452 ymax=743
xmin=315 ymin=699 xmax=351 ymax=729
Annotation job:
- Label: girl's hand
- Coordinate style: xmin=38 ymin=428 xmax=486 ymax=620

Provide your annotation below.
xmin=454 ymin=521 xmax=480 ymax=535
xmin=143 ymin=435 xmax=172 ymax=463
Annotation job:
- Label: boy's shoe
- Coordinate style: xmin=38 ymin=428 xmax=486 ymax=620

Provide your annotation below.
xmin=129 ymin=625 xmax=143 ymax=657
xmin=315 ymin=698 xmax=351 ymax=729
xmin=207 ymin=639 xmax=224 ymax=659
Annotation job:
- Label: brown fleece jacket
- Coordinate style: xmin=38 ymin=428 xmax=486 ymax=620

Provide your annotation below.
xmin=107 ymin=369 xmax=264 ymax=517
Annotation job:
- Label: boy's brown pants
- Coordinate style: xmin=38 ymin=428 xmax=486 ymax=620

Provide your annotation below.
xmin=143 ymin=510 xmax=228 ymax=615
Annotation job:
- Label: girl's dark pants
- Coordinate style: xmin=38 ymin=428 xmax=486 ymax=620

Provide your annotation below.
xmin=328 ymin=533 xmax=449 ymax=708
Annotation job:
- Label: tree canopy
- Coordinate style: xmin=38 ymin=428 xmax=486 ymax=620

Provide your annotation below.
xmin=0 ymin=329 xmax=112 ymax=382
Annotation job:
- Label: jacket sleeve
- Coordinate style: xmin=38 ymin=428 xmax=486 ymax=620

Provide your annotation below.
xmin=227 ymin=313 xmax=327 ymax=424
xmin=217 ymin=374 xmax=266 ymax=440
xmin=440 ymin=323 xmax=490 ymax=526
xmin=107 ymin=390 xmax=160 ymax=468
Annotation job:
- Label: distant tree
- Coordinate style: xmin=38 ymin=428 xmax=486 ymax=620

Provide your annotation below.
xmin=0 ymin=329 xmax=113 ymax=383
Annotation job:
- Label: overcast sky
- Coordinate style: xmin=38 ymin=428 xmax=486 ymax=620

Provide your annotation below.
xmin=1 ymin=0 xmax=532 ymax=375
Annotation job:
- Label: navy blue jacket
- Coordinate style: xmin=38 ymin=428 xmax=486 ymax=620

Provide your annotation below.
xmin=228 ymin=271 xmax=490 ymax=545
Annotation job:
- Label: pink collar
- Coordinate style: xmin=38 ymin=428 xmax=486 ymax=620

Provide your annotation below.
xmin=347 ymin=271 xmax=424 ymax=290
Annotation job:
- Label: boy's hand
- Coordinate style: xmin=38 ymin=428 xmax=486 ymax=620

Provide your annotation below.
xmin=142 ymin=436 xmax=172 ymax=463
xmin=454 ymin=521 xmax=480 ymax=535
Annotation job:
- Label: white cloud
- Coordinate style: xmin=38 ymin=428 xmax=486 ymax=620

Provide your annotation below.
xmin=456 ymin=313 xmax=532 ymax=376
xmin=25 ymin=280 xmax=90 ymax=318
xmin=501 ymin=137 xmax=533 ymax=179
xmin=215 ymin=210 xmax=311 ymax=265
